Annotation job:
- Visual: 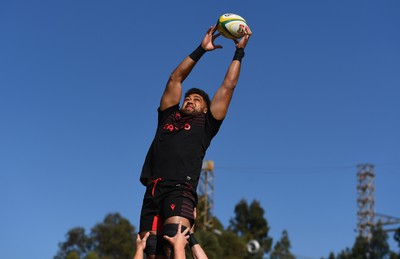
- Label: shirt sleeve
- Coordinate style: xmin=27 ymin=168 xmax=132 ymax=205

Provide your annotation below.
xmin=157 ymin=105 xmax=179 ymax=125
xmin=205 ymin=109 xmax=223 ymax=139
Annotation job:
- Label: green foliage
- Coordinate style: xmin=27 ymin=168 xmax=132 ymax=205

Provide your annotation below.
xmin=230 ymin=199 xmax=250 ymax=237
xmin=197 ymin=229 xmax=222 ymax=258
xmin=351 ymin=235 xmax=369 ymax=258
xmin=65 ymin=252 xmax=79 ymax=259
xmin=330 ymin=224 xmax=398 ymax=259
xmin=84 ymin=251 xmax=99 ymax=259
xmin=229 ymin=199 xmax=273 ymax=255
xmin=211 ymin=216 xmax=224 ymax=232
xmin=189 ymin=198 xmax=274 ymax=258
xmin=336 ymin=248 xmax=352 ymax=259
xmin=395 ymin=228 xmax=400 ymax=248
xmin=370 ymin=224 xmax=390 ymax=258
xmin=55 ymin=227 xmax=92 ymax=259
xmin=217 ymin=230 xmax=247 ymax=258
xmin=248 ymin=200 xmax=269 ymax=240
xmin=55 ymin=196 xmax=281 ymax=259
xmin=270 ymin=230 xmax=295 ymax=259
xmin=389 ymin=252 xmax=400 ymax=259
xmin=91 ymin=213 xmax=136 ymax=258
xmin=54 ymin=213 xmax=136 ymax=259
xmin=183 ymin=229 xmax=246 ymax=259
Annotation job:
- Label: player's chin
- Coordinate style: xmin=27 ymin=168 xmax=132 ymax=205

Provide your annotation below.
xmin=180 ymin=109 xmax=199 ymax=117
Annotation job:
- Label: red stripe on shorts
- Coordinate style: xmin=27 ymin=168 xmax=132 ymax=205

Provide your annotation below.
xmin=151 ymin=215 xmax=163 ymax=232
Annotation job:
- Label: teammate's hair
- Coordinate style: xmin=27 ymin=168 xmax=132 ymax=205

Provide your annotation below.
xmin=184 ymin=88 xmax=211 ymax=109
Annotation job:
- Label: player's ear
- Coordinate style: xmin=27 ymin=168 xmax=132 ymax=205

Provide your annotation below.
xmin=203 ymin=107 xmax=208 ymax=113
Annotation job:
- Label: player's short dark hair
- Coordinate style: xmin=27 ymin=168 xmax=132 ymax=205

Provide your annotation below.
xmin=184 ymin=88 xmax=211 ymax=109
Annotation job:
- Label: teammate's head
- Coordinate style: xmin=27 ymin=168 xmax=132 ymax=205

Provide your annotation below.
xmin=181 ymin=88 xmax=210 ymax=116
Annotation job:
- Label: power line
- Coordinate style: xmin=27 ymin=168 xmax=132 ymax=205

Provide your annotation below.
xmin=215 ymin=163 xmax=400 ymax=175
xmin=217 ymin=165 xmax=356 ymax=175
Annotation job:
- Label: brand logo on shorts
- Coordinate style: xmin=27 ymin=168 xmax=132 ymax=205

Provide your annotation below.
xmin=170 ymin=204 xmax=176 ymax=211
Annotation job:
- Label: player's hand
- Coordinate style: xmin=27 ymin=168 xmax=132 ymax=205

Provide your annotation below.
xmin=136 ymin=232 xmax=150 ymax=251
xmin=201 ymin=25 xmax=223 ymax=51
xmin=163 ymin=221 xmax=190 ymax=250
xmin=233 ymin=25 xmax=252 ymax=49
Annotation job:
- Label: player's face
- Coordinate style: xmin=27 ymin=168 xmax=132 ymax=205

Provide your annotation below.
xmin=180 ymin=94 xmax=207 ymax=116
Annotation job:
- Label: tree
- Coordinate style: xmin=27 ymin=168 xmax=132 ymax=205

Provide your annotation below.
xmin=217 ymin=231 xmax=247 ymax=259
xmin=230 ymin=199 xmax=250 ymax=237
xmin=195 ymin=198 xmax=273 ymax=259
xmin=229 ymin=199 xmax=273 ymax=258
xmin=54 ymin=199 xmax=282 ymax=259
xmin=351 ymin=235 xmax=369 ymax=258
xmin=332 ymin=224 xmax=394 ymax=259
xmin=65 ymin=251 xmax=80 ymax=259
xmin=336 ymin=248 xmax=351 ymax=259
xmin=395 ymin=227 xmax=400 ymax=248
xmin=55 ymin=213 xmax=136 ymax=259
xmin=211 ymin=216 xmax=225 ymax=232
xmin=270 ymin=230 xmax=295 ymax=259
xmin=194 ymin=229 xmax=222 ymax=259
xmin=90 ymin=213 xmax=136 ymax=259
xmin=369 ymin=224 xmax=390 ymax=258
xmin=55 ymin=227 xmax=92 ymax=259
xmin=84 ymin=251 xmax=99 ymax=259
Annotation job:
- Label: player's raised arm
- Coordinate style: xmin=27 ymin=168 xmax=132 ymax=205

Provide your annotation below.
xmin=160 ymin=26 xmax=222 ymax=111
xmin=210 ymin=25 xmax=252 ymax=120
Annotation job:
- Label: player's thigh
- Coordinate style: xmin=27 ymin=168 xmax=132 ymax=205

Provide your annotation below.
xmin=161 ymin=193 xmax=195 ymax=223
xmin=139 ymin=188 xmax=162 ymax=232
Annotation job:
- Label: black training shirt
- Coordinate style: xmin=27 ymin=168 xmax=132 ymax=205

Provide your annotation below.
xmin=140 ymin=104 xmax=222 ymax=187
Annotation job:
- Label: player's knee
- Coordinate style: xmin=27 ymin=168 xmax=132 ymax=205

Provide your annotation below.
xmin=144 ymin=234 xmax=165 ymax=256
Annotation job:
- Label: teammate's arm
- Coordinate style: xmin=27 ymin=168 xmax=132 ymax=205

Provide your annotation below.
xmin=210 ymin=25 xmax=252 ymax=120
xmin=160 ymin=25 xmax=222 ymax=111
xmin=188 ymin=208 xmax=208 ymax=259
xmin=190 ymin=240 xmax=208 ymax=259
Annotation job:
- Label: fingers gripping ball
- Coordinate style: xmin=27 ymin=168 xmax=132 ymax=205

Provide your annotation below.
xmin=217 ymin=13 xmax=248 ymax=39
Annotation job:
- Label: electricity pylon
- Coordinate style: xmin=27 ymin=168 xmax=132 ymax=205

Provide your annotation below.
xmin=356 ymin=163 xmax=400 ymax=240
xmin=197 ymin=160 xmax=214 ymax=230
xmin=356 ymin=163 xmax=375 ymax=241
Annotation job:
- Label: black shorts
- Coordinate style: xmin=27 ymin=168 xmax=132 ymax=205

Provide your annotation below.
xmin=139 ymin=178 xmax=197 ymax=233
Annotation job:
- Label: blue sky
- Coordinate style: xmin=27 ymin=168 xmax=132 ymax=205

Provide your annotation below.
xmin=1 ymin=1 xmax=399 ymax=258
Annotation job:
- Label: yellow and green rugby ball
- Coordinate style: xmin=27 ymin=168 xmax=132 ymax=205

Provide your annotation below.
xmin=217 ymin=13 xmax=247 ymax=39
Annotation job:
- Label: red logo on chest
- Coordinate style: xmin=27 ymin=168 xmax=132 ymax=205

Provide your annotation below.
xmin=170 ymin=204 xmax=176 ymax=211
xmin=164 ymin=123 xmax=191 ymax=132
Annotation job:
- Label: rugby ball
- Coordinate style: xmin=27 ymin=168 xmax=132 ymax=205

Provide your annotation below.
xmin=217 ymin=13 xmax=247 ymax=39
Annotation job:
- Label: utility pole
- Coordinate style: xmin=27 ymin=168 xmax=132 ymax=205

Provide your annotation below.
xmin=198 ymin=160 xmax=214 ymax=230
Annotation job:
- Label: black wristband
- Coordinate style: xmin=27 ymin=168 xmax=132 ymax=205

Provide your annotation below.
xmin=188 ymin=234 xmax=199 ymax=248
xmin=233 ymin=48 xmax=245 ymax=62
xmin=189 ymin=45 xmax=206 ymax=62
